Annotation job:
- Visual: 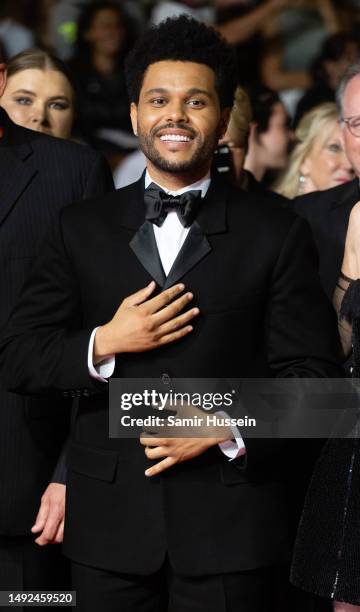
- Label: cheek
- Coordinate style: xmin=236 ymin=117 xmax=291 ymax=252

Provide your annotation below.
xmin=2 ymin=101 xmax=29 ymax=123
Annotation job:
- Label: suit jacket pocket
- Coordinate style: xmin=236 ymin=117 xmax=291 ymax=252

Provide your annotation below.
xmin=68 ymin=442 xmax=118 ymax=482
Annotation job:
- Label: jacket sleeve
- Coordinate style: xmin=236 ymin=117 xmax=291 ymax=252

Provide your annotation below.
xmin=0 ymin=208 xmax=106 ymax=398
xmin=82 ymin=151 xmax=115 ymax=199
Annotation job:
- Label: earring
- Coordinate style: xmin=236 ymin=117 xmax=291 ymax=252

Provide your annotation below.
xmin=298 ymin=173 xmax=307 ymax=195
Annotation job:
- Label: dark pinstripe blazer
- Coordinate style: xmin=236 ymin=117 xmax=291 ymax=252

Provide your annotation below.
xmin=0 ymin=108 xmax=114 ymax=535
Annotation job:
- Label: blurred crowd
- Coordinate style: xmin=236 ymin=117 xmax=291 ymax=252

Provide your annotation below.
xmin=1 ymin=0 xmax=360 ymax=194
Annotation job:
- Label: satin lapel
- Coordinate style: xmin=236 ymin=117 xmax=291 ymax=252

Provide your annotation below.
xmin=129 ymin=220 xmax=166 ymax=287
xmin=0 ymin=123 xmax=36 ymax=227
xmin=163 ymin=222 xmax=211 ymax=289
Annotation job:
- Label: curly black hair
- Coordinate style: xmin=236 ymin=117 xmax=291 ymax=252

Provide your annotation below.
xmin=125 ymin=16 xmax=238 ymax=110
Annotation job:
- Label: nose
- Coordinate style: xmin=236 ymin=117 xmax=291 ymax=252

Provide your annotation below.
xmin=30 ymin=104 xmax=49 ymax=127
xmin=165 ymin=99 xmax=188 ymax=124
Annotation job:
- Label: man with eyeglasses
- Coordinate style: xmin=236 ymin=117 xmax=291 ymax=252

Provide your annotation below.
xmin=294 ymin=63 xmax=360 ymax=300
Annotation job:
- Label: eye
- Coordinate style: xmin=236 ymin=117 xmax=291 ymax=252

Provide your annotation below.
xmin=187 ymin=98 xmax=205 ymax=107
xmin=15 ymin=97 xmax=32 ymax=106
xmin=48 ymin=101 xmax=69 ymax=110
xmin=327 ymin=143 xmax=342 ymax=153
xmin=150 ymin=98 xmax=167 ymax=106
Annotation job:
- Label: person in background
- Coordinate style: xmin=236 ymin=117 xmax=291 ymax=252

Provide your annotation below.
xmin=294 ymin=32 xmax=359 ymax=126
xmin=152 ymin=0 xmax=296 ymax=47
xmin=0 ymin=0 xmax=35 ymax=58
xmin=260 ymin=0 xmax=342 ymax=93
xmin=244 ymin=85 xmax=291 ymax=186
xmin=68 ymin=1 xmax=137 ymax=166
xmin=217 ymin=85 xmax=252 ymax=185
xmin=291 ymin=200 xmax=360 ymax=612
xmin=294 ymin=63 xmax=360 ymax=300
xmin=0 ymin=44 xmax=114 ymax=594
xmin=0 ymin=48 xmax=75 ymax=139
xmin=275 ymin=102 xmax=354 ymax=199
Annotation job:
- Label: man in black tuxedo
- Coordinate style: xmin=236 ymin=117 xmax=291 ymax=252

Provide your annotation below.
xmin=0 ymin=16 xmax=342 ymax=612
xmin=294 ymin=63 xmax=360 ymax=299
xmin=0 ymin=56 xmax=114 ymax=594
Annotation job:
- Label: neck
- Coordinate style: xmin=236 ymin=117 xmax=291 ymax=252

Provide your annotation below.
xmin=146 ymin=162 xmax=211 ymax=190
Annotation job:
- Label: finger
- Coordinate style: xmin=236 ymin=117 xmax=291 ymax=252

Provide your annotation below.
xmin=31 ymin=500 xmax=49 ymax=533
xmin=151 ymin=292 xmax=194 ymax=326
xmin=145 ymin=445 xmax=169 ymax=459
xmin=35 ymin=511 xmax=62 ymax=546
xmin=124 ymin=281 xmax=156 ymax=307
xmin=145 ymin=456 xmax=176 ymax=477
xmin=54 ymin=520 xmax=65 ymax=544
xmin=140 ymin=434 xmax=168 ymax=447
xmin=140 ymin=283 xmax=185 ymax=315
xmin=157 ymin=325 xmax=194 ymax=346
xmin=156 ymin=307 xmax=200 ymax=337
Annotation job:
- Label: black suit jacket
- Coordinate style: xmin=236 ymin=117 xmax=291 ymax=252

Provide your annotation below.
xmin=0 ymin=108 xmax=114 ymax=535
xmin=293 ymin=179 xmax=360 ymax=298
xmin=0 ymin=175 xmax=342 ymax=574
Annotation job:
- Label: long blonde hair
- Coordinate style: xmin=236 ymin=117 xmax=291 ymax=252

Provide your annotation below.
xmin=274 ymin=102 xmax=339 ymax=199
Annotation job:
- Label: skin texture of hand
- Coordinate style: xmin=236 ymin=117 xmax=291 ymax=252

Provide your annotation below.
xmin=94 ymin=281 xmax=199 ymax=361
xmin=140 ymin=403 xmax=233 ymax=477
xmin=342 ymin=201 xmax=360 ymax=279
xmin=31 ymin=483 xmax=66 ymax=545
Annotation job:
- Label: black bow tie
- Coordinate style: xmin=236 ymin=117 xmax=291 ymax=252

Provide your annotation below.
xmin=144 ymin=183 xmax=202 ymax=227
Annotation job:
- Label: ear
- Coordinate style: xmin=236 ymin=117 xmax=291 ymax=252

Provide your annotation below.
xmin=300 ymin=155 xmax=311 ymax=176
xmin=130 ymin=102 xmax=138 ymax=136
xmin=0 ymin=65 xmax=7 ymax=97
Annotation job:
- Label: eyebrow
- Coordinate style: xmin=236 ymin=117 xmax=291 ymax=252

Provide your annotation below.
xmin=13 ymin=89 xmax=70 ymax=101
xmin=144 ymin=87 xmax=211 ymax=97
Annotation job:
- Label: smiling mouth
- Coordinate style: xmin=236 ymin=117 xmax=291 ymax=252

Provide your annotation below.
xmin=159 ymin=134 xmax=193 ymax=142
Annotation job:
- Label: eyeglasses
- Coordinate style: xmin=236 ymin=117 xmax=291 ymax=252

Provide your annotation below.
xmin=340 ymin=115 xmax=360 ymax=137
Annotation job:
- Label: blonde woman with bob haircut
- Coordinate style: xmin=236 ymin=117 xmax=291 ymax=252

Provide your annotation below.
xmin=275 ymin=102 xmax=354 ymax=198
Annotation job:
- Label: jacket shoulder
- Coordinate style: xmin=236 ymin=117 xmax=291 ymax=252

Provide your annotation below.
xmin=293 ymin=180 xmax=358 ymax=220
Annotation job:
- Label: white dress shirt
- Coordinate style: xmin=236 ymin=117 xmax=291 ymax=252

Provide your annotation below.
xmin=88 ymin=170 xmax=245 ymax=459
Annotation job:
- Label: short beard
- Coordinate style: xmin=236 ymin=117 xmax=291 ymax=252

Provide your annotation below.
xmin=137 ymin=125 xmax=221 ymax=174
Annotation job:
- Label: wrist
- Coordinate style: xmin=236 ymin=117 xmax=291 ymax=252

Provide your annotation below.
xmin=94 ymin=324 xmax=114 ymax=362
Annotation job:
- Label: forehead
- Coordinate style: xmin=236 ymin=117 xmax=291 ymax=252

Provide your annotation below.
xmin=342 ymin=75 xmax=360 ymax=115
xmin=140 ymin=61 xmax=217 ymax=96
xmin=6 ymin=69 xmax=71 ymax=95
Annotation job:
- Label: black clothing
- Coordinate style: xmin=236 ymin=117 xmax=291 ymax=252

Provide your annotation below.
xmin=0 ymin=107 xmax=113 ymax=593
xmin=69 ymin=60 xmax=133 ymax=152
xmin=291 ymin=275 xmax=360 ymax=605
xmin=71 ymin=560 xmax=318 ymax=612
xmin=0 ymin=174 xmax=342 ymax=574
xmin=293 ymin=179 xmax=360 ymax=298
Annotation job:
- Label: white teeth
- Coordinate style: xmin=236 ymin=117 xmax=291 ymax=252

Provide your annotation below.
xmin=160 ymin=134 xmax=191 ymax=142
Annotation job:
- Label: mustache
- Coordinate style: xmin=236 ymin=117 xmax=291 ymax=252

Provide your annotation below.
xmin=152 ymin=123 xmax=197 ymax=138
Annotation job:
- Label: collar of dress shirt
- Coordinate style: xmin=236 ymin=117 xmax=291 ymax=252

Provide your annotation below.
xmin=145 ymin=169 xmax=211 ymax=198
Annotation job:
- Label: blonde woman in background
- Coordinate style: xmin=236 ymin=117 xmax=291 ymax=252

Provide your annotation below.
xmin=275 ymin=102 xmax=354 ymax=198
